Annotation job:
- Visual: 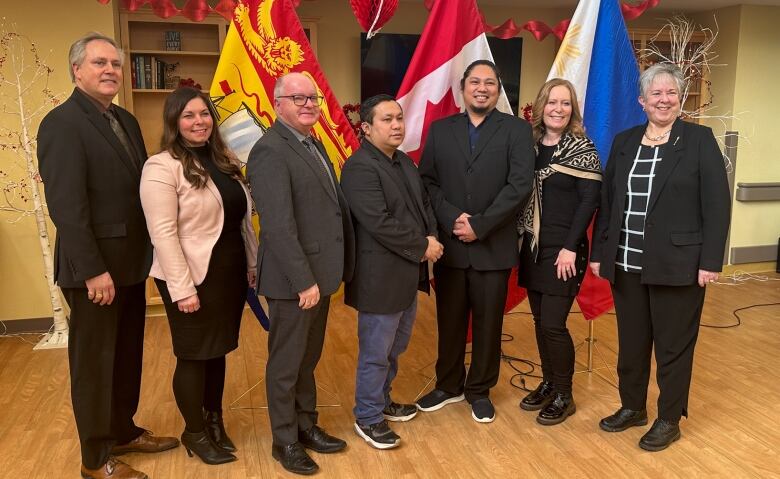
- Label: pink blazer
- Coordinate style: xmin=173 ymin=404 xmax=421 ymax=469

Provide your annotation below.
xmin=140 ymin=150 xmax=258 ymax=302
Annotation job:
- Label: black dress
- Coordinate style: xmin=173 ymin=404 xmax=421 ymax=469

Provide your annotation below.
xmin=518 ymin=144 xmax=600 ymax=297
xmin=155 ymin=146 xmax=248 ymax=359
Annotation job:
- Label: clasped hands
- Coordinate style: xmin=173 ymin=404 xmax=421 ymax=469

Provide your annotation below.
xmin=453 ymin=213 xmax=477 ymax=243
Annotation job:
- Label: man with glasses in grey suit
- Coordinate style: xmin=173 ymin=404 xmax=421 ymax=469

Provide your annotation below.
xmin=247 ymin=72 xmax=355 ymax=476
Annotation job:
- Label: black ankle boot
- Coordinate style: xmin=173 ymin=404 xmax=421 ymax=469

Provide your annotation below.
xmin=181 ymin=430 xmax=237 ymax=465
xmin=204 ymin=410 xmax=237 ymax=452
xmin=599 ymin=407 xmax=648 ymax=432
xmin=536 ymin=392 xmax=576 ymax=426
xmin=639 ymin=419 xmax=680 ymax=451
xmin=520 ymin=381 xmax=554 ymax=411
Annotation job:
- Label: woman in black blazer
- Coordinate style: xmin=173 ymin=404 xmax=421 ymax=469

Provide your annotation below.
xmin=517 ymin=78 xmax=601 ymax=425
xmin=590 ymin=63 xmax=730 ymax=451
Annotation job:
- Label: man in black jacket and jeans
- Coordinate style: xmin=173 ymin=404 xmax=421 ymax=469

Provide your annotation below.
xmin=341 ymin=94 xmax=443 ymax=449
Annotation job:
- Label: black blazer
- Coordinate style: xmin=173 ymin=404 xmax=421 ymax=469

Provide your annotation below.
xmin=341 ymin=142 xmax=437 ymax=314
xmin=591 ymin=119 xmax=731 ymax=285
xmin=38 ymin=88 xmax=152 ymax=288
xmin=419 ymin=110 xmax=534 ymax=270
xmin=247 ymin=121 xmax=355 ymax=299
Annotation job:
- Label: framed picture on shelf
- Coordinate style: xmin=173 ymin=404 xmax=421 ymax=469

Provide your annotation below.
xmin=164 ymin=30 xmax=181 ymax=51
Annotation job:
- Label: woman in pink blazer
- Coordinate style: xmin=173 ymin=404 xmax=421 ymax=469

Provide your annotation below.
xmin=140 ymin=87 xmax=257 ymax=465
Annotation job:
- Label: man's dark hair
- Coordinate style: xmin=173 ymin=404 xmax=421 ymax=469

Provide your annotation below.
xmin=359 ymin=94 xmax=398 ymax=124
xmin=459 ymin=59 xmax=502 ymax=90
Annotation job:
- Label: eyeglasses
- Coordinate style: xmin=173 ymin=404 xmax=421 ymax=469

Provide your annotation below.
xmin=277 ymin=95 xmax=324 ymax=106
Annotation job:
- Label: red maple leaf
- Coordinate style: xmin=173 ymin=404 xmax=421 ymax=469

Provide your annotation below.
xmin=405 ymin=87 xmax=460 ymax=164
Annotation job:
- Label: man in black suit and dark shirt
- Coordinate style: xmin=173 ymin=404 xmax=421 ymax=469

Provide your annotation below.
xmin=340 ymin=95 xmax=443 ymax=449
xmin=38 ymin=33 xmax=178 ymax=479
xmin=416 ymin=60 xmax=534 ymax=423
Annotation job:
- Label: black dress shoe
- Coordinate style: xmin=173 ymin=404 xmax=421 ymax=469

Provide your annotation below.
xmin=298 ymin=425 xmax=347 ymax=453
xmin=639 ymin=419 xmax=681 ymax=451
xmin=272 ymin=442 xmax=318 ymax=475
xmin=204 ymin=410 xmax=236 ymax=452
xmin=520 ymin=381 xmax=555 ymax=411
xmin=181 ymin=430 xmax=237 ymax=465
xmin=536 ymin=392 xmax=576 ymax=426
xmin=599 ymin=407 xmax=648 ymax=432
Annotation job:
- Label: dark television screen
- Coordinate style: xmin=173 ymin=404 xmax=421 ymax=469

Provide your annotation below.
xmin=360 ymin=33 xmax=523 ymax=115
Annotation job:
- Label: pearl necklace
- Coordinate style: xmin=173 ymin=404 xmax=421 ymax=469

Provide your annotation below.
xmin=644 ymin=129 xmax=671 ymax=142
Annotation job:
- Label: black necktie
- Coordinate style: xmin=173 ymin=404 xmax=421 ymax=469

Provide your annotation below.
xmin=302 ymin=137 xmax=336 ymax=195
xmin=104 ymin=110 xmax=140 ymax=171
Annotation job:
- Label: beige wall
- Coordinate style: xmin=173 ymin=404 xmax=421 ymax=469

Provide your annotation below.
xmin=0 ymin=2 xmax=116 ymax=321
xmin=728 ymin=6 xmax=780 ymax=250
xmin=693 ymin=6 xmax=780 ymax=252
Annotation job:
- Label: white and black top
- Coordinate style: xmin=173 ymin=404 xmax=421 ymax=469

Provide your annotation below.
xmin=617 ymin=143 xmax=664 ymax=272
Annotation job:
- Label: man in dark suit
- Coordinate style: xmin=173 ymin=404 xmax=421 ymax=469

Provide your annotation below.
xmin=416 ymin=60 xmax=534 ymax=423
xmin=38 ymin=33 xmax=178 ymax=479
xmin=340 ymin=95 xmax=443 ymax=450
xmin=247 ymin=72 xmax=355 ymax=475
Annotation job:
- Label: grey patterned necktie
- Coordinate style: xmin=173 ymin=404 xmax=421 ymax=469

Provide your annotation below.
xmin=302 ymin=137 xmax=336 ymax=195
xmin=104 ymin=110 xmax=140 ymax=171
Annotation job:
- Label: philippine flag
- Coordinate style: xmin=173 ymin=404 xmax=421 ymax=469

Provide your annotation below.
xmin=549 ymin=0 xmax=646 ymax=319
xmin=396 ymin=0 xmax=512 ymax=163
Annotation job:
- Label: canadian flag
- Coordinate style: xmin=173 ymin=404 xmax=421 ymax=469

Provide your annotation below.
xmin=396 ymin=0 xmax=512 ymax=163
xmin=397 ymin=0 xmax=526 ymax=315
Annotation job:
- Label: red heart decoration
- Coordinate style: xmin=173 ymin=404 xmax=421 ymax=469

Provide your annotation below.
xmin=213 ymin=0 xmax=238 ymax=21
xmin=349 ymin=0 xmax=399 ymax=35
xmin=180 ymin=0 xmax=211 ymax=22
xmin=149 ymin=0 xmax=180 ymax=19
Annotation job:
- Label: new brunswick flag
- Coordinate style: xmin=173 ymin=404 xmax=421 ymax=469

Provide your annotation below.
xmin=209 ymin=0 xmax=358 ymax=175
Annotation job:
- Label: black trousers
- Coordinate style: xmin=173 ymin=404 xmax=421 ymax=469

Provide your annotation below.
xmin=266 ymin=296 xmax=330 ymax=445
xmin=527 ymin=290 xmax=576 ymax=394
xmin=62 ymin=282 xmax=146 ymax=469
xmin=611 ymin=270 xmax=705 ymax=421
xmin=433 ymin=264 xmax=510 ymax=402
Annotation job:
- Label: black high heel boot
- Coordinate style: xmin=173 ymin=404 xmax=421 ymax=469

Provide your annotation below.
xmin=204 ymin=410 xmax=237 ymax=452
xmin=181 ymin=430 xmax=237 ymax=465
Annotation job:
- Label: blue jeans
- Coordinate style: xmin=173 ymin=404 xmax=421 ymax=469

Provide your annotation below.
xmin=353 ymin=297 xmax=418 ymax=426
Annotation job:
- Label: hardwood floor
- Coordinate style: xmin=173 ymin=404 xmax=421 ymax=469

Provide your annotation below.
xmin=1 ymin=273 xmax=778 ymax=478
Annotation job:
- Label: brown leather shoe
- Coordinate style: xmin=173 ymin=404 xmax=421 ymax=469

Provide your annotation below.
xmin=80 ymin=456 xmax=148 ymax=479
xmin=112 ymin=429 xmax=180 ymax=455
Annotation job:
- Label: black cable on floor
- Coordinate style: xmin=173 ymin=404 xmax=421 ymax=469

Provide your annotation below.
xmin=701 ymin=302 xmax=780 ymax=329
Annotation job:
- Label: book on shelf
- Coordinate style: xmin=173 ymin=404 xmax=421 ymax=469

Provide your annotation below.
xmin=156 ymin=59 xmax=166 ymax=89
xmin=131 ymin=57 xmax=138 ymax=89
xmin=150 ymin=56 xmax=157 ymax=89
xmin=143 ymin=57 xmax=152 ymax=90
